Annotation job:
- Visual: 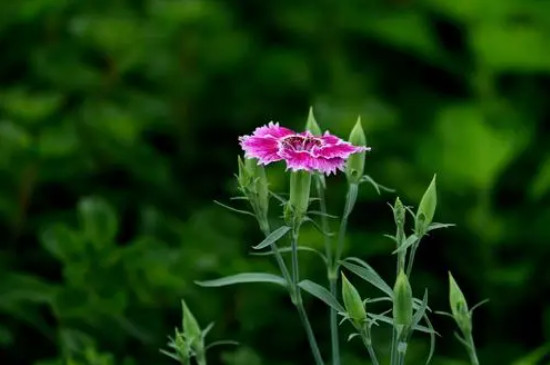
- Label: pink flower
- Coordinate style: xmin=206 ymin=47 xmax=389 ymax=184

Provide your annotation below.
xmin=239 ymin=122 xmax=369 ymax=175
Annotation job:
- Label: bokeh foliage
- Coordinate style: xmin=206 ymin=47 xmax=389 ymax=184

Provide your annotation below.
xmin=1 ymin=0 xmax=550 ymax=364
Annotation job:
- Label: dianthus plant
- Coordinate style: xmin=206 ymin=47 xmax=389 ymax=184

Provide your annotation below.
xmin=163 ymin=109 xmax=486 ymax=365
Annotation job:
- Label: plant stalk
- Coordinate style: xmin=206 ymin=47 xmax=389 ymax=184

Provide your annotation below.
xmin=395 ymin=226 xmax=405 ymax=277
xmin=390 ymin=327 xmax=397 ymax=365
xmin=258 ymin=220 xmax=292 ymax=285
xmin=465 ymin=332 xmax=480 ymax=365
xmin=315 ymin=176 xmax=340 ymax=365
xmin=405 ymin=239 xmax=420 ymax=277
xmin=195 ymin=349 xmax=207 ymax=365
xmin=360 ymin=326 xmax=380 ymax=365
xmin=290 ymin=223 xmax=325 ymax=365
xmin=336 ymin=183 xmax=359 ymax=265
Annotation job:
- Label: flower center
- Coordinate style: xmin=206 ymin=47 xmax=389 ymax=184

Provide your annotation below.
xmin=282 ymin=135 xmax=323 ymax=151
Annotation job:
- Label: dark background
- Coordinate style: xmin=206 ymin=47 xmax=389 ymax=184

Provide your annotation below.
xmin=1 ymin=0 xmax=549 ymax=364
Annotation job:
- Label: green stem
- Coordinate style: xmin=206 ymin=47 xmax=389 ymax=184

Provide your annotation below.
xmin=315 ymin=176 xmax=340 ymax=365
xmin=259 ymin=220 xmax=292 ymax=285
xmin=336 ymin=183 xmax=358 ymax=264
xmin=329 ymin=276 xmax=340 ymax=365
xmin=395 ymin=330 xmax=408 ymax=365
xmin=395 ymin=227 xmax=405 ymax=277
xmin=390 ymin=328 xmax=397 ymax=365
xmin=195 ymin=350 xmax=207 ymax=365
xmin=360 ymin=326 xmax=380 ymax=365
xmin=291 ymin=224 xmax=325 ymax=365
xmin=405 ymin=237 xmax=421 ymax=277
xmin=465 ymin=332 xmax=480 ymax=365
xmin=315 ymin=176 xmax=333 ymax=266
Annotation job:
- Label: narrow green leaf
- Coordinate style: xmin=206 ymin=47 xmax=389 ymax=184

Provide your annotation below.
xmin=423 ymin=313 xmax=436 ymax=364
xmin=469 ymin=298 xmax=490 ymax=315
xmin=205 ymin=340 xmax=239 ymax=351
xmin=299 ymin=280 xmax=345 ymax=312
xmin=360 ymin=175 xmax=395 ymax=194
xmin=250 ymin=246 xmax=327 ymax=264
xmin=303 ymin=216 xmax=334 ymax=237
xmin=307 ymin=210 xmax=339 ymax=219
xmin=392 ymin=234 xmax=418 ymax=254
xmin=213 ymin=200 xmax=255 ymax=217
xmin=252 ymin=226 xmax=291 ymax=250
xmin=412 ymin=289 xmax=429 ymax=328
xmin=341 ymin=258 xmax=393 ymax=298
xmin=196 ymin=273 xmax=287 ymax=288
xmin=427 ymin=222 xmax=455 ymax=232
xmin=347 ymin=333 xmax=360 ymax=342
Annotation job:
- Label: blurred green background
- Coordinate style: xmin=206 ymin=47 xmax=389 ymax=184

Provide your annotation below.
xmin=1 ymin=0 xmax=550 ymax=364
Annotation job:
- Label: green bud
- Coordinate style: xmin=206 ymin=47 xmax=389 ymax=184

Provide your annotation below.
xmin=393 ymin=197 xmax=406 ymax=229
xmin=174 ymin=330 xmax=191 ymax=362
xmin=237 ymin=156 xmax=270 ymax=221
xmin=289 ymin=170 xmax=311 ymax=218
xmin=182 ymin=300 xmax=202 ymax=347
xmin=346 ymin=117 xmax=367 ymax=184
xmin=305 ymin=107 xmax=322 ymax=136
xmin=245 ymin=158 xmax=269 ymax=214
xmin=415 ymin=174 xmax=437 ymax=235
xmin=393 ymin=270 xmax=413 ymax=327
xmin=237 ymin=156 xmax=248 ymax=188
xmin=448 ymin=272 xmax=472 ymax=334
xmin=342 ymin=273 xmax=367 ymax=326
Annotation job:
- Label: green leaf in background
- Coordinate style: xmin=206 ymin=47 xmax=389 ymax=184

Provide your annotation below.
xmin=472 ymin=24 xmax=550 ymax=72
xmin=78 ymin=197 xmax=118 ymax=249
xmin=41 ymin=224 xmax=84 ymax=262
xmin=252 ymin=225 xmax=291 ymax=250
xmin=341 ymin=258 xmax=393 ymax=298
xmin=299 ymin=280 xmax=345 ymax=312
xmin=512 ymin=344 xmax=550 ymax=365
xmin=0 ymin=88 xmax=63 ymax=123
xmin=421 ymin=104 xmax=530 ymax=190
xmin=196 ymin=273 xmax=287 ymax=288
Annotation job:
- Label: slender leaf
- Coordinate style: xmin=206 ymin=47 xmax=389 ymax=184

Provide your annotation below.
xmin=303 ymin=216 xmax=334 ymax=237
xmin=393 ymin=234 xmax=418 ymax=254
xmin=213 ymin=200 xmax=255 ymax=217
xmin=202 ymin=322 xmax=215 ymax=339
xmin=299 ymin=280 xmax=345 ymax=312
xmin=360 ymin=174 xmax=395 ymax=194
xmin=347 ymin=333 xmax=360 ymax=342
xmin=205 ymin=340 xmax=239 ymax=351
xmin=423 ymin=312 xmax=436 ymax=364
xmin=341 ymin=258 xmax=393 ymax=297
xmin=196 ymin=273 xmax=287 ymax=288
xmin=250 ymin=246 xmax=327 ymax=263
xmin=308 ymin=210 xmax=339 ymax=219
xmin=412 ymin=290 xmax=429 ymax=328
xmin=470 ymin=298 xmax=490 ymax=315
xmin=269 ymin=191 xmax=287 ymax=204
xmin=252 ymin=226 xmax=291 ymax=250
xmin=427 ymin=222 xmax=455 ymax=232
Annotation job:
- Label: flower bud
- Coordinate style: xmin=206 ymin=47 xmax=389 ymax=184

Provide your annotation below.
xmin=393 ymin=270 xmax=413 ymax=327
xmin=238 ymin=156 xmax=270 ymax=219
xmin=174 ymin=330 xmax=191 ymax=362
xmin=415 ymin=174 xmax=437 ymax=236
xmin=182 ymin=300 xmax=202 ymax=348
xmin=345 ymin=117 xmax=367 ymax=184
xmin=305 ymin=107 xmax=322 ymax=136
xmin=342 ymin=273 xmax=367 ymax=326
xmin=393 ymin=197 xmax=406 ymax=229
xmin=448 ymin=272 xmax=472 ymax=334
xmin=246 ymin=158 xmax=269 ymax=214
xmin=237 ymin=156 xmax=252 ymax=189
xmin=289 ymin=170 xmax=311 ymax=219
